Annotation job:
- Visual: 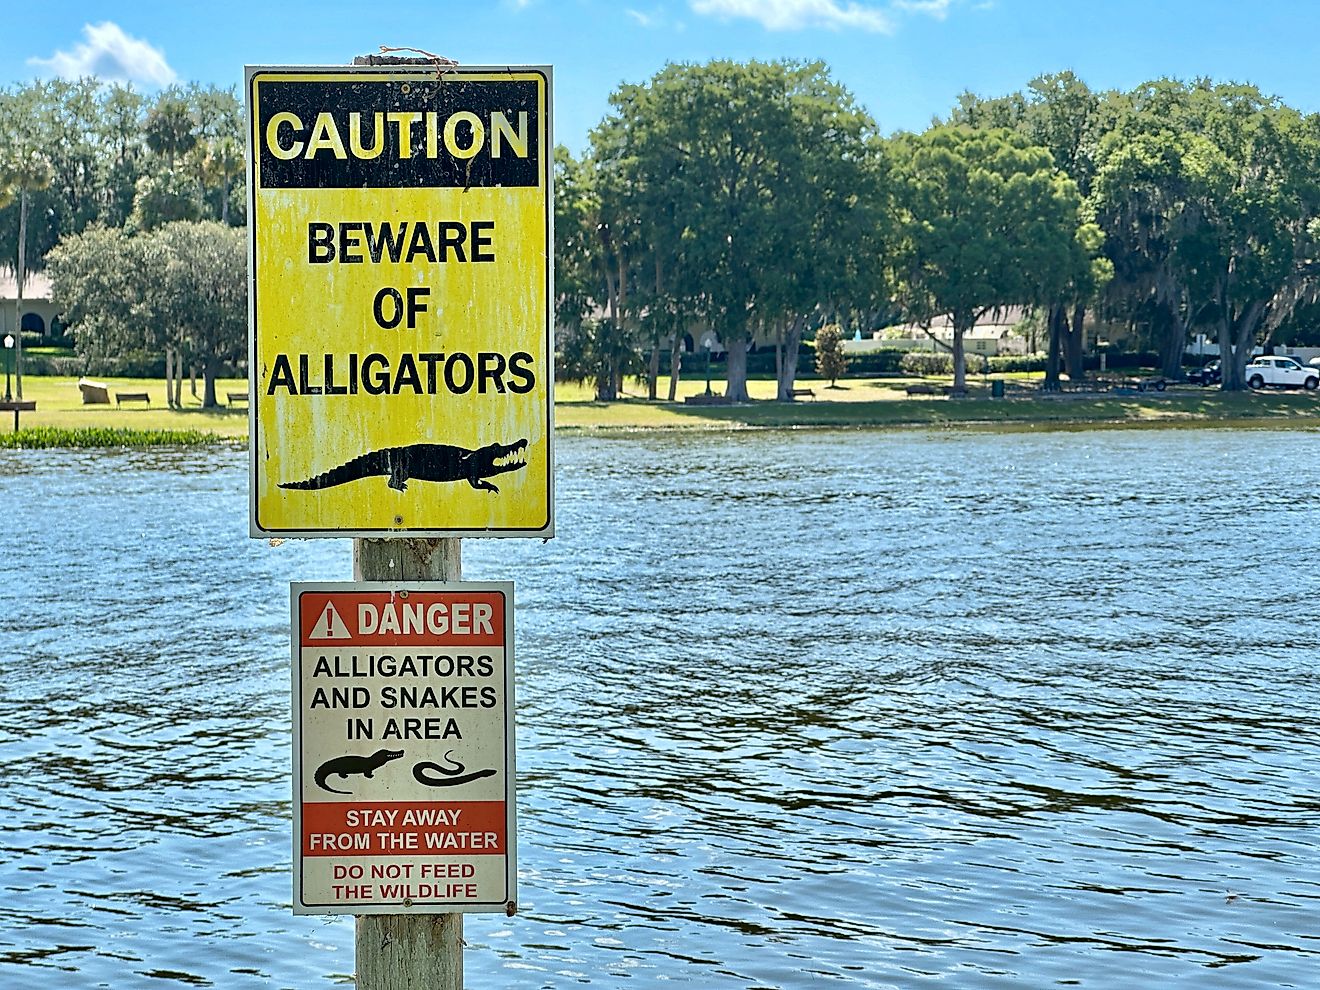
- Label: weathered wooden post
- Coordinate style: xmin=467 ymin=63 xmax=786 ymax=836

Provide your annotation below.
xmin=247 ymin=55 xmax=553 ymax=989
xmin=355 ymin=537 xmax=463 ymax=989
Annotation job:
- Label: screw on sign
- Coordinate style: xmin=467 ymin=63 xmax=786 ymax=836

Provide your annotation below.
xmin=291 ymin=583 xmax=516 ymax=916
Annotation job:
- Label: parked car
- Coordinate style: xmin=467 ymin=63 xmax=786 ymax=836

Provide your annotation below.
xmin=1186 ymin=360 xmax=1221 ymax=386
xmin=1245 ymin=356 xmax=1320 ymax=390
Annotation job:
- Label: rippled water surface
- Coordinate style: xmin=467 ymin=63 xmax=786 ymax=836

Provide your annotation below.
xmin=2 ymin=428 xmax=1318 ymax=988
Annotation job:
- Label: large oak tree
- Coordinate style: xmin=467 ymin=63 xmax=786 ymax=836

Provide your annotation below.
xmin=892 ymin=125 xmax=1102 ymax=394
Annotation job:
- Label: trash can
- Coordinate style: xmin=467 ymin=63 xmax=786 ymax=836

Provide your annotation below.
xmin=991 ymin=379 xmax=1005 ymax=398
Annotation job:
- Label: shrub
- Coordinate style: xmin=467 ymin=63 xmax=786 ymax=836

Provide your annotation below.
xmin=844 ymin=349 xmax=907 ymax=375
xmin=900 ymin=351 xmax=954 ymax=376
xmin=814 ymin=324 xmax=849 ymax=384
xmin=987 ymin=355 xmax=1047 ymax=373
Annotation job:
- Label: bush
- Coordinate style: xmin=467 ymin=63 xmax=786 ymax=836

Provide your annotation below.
xmin=844 ymin=349 xmax=907 ymax=376
xmin=987 ymin=354 xmax=1047 ymax=373
xmin=814 ymin=324 xmax=849 ymax=384
xmin=17 ymin=353 xmax=168 ymax=377
xmin=900 ymin=351 xmax=954 ymax=376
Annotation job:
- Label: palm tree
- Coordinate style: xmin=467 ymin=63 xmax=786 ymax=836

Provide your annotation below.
xmin=0 ymin=147 xmax=55 ymax=400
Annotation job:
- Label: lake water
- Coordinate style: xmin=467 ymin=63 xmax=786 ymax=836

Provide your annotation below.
xmin=1 ymin=427 xmax=1318 ymax=989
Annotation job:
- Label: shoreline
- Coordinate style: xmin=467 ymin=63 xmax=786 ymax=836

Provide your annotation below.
xmin=5 ymin=375 xmax=1319 ymax=446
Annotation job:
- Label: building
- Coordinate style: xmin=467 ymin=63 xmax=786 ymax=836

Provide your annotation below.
xmin=846 ymin=305 xmax=1134 ymax=358
xmin=848 ymin=306 xmax=1034 ymax=357
xmin=0 ymin=269 xmax=59 ymax=339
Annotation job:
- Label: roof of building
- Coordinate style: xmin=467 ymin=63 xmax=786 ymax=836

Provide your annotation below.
xmin=0 ymin=269 xmax=52 ymax=301
xmin=890 ymin=305 xmax=1029 ymax=334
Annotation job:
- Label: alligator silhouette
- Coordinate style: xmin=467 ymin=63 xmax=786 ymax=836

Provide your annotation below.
xmin=413 ymin=750 xmax=498 ymax=787
xmin=314 ymin=749 xmax=405 ymax=794
xmin=280 ymin=440 xmax=528 ymax=493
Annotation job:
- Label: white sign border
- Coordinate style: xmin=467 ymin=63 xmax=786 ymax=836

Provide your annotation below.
xmin=290 ymin=580 xmax=517 ymax=916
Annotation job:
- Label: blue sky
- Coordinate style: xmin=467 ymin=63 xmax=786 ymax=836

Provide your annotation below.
xmin=5 ymin=1 xmax=1319 ymax=152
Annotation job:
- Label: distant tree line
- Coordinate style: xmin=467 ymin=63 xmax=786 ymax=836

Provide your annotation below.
xmin=8 ymin=64 xmax=1320 ymax=404
xmin=0 ymin=79 xmax=244 ymax=404
xmin=558 ymin=62 xmax=1320 ymax=396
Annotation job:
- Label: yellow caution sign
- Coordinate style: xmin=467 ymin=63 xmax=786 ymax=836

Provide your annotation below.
xmin=246 ymin=66 xmax=553 ymax=538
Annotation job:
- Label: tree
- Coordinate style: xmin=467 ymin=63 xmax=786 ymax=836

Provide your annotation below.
xmin=814 ymin=324 xmax=848 ymax=387
xmin=144 ymin=90 xmax=197 ymax=167
xmin=950 ymin=72 xmax=1118 ymax=386
xmin=184 ymin=84 xmax=244 ymax=224
xmin=47 ymin=221 xmax=245 ymax=407
xmin=552 ymin=146 xmax=643 ymax=400
xmin=891 ymin=126 xmax=1100 ymax=395
xmin=96 ymin=84 xmax=149 ymax=225
xmin=594 ymin=59 xmax=876 ymax=403
xmin=0 ymin=145 xmax=54 ymax=400
xmin=128 ymin=169 xmax=204 ymax=231
xmin=1091 ymin=80 xmax=1320 ymax=388
xmin=45 ymin=223 xmax=159 ymax=367
xmin=152 ymin=221 xmax=246 ymax=407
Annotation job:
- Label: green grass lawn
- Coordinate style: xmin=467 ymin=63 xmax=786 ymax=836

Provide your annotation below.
xmin=8 ymin=376 xmax=252 ymax=438
xmin=6 ymin=373 xmax=1320 ymax=441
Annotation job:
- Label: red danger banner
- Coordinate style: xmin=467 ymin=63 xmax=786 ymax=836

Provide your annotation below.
xmin=298 ymin=589 xmax=505 ymax=646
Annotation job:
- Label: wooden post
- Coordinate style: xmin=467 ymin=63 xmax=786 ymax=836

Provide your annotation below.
xmin=352 ymin=536 xmax=463 ymax=990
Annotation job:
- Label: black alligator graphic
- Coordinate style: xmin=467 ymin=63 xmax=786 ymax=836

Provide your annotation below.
xmin=413 ymin=750 xmax=498 ymax=788
xmin=280 ymin=440 xmax=528 ymax=494
xmin=314 ymin=749 xmax=405 ymax=794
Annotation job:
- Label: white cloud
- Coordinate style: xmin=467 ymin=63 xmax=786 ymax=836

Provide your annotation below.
xmin=628 ymin=8 xmax=658 ymax=27
xmin=690 ymin=0 xmax=961 ymax=32
xmin=28 ymin=22 xmax=177 ymax=87
xmin=893 ymin=0 xmax=950 ymax=16
xmin=690 ymin=0 xmax=896 ymax=32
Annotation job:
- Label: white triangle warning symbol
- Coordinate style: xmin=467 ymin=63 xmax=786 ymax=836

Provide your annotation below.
xmin=309 ymin=602 xmax=351 ymax=640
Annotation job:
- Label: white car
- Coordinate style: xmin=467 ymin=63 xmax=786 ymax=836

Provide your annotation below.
xmin=1245 ymin=356 xmax=1319 ymax=390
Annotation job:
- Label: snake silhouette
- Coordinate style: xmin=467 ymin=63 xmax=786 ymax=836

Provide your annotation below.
xmin=413 ymin=749 xmax=498 ymax=787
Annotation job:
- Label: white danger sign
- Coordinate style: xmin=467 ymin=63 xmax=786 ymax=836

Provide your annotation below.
xmin=291 ymin=582 xmax=516 ymax=915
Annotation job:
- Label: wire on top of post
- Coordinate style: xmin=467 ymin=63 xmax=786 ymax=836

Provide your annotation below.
xmin=354 ymin=46 xmax=459 ymax=79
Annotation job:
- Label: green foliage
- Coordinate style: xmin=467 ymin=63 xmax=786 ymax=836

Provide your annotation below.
xmin=591 ymin=59 xmax=885 ymax=401
xmin=891 ymin=125 xmax=1102 ymax=389
xmin=0 ymin=426 xmax=219 ymax=449
xmin=0 ymin=79 xmax=242 ymax=268
xmin=900 ymin=352 xmax=955 ymax=376
xmin=127 ymin=168 xmax=203 ymax=230
xmin=46 ymin=221 xmax=245 ymax=404
xmin=837 ymin=349 xmax=907 ymax=376
xmin=144 ymin=92 xmax=198 ymax=165
xmin=814 ymin=324 xmax=849 ymax=384
xmin=986 ymin=354 xmax=1046 ymax=374
xmin=1090 ymin=80 xmax=1320 ymax=388
xmin=555 ymin=318 xmax=642 ymax=392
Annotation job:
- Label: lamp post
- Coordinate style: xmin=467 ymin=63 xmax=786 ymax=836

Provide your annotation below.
xmin=3 ymin=334 xmax=12 ymax=403
xmin=703 ymin=338 xmax=713 ymax=396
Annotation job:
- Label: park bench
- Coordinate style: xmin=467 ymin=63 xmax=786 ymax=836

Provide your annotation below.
xmin=790 ymin=387 xmax=815 ymax=400
xmin=905 ymin=383 xmax=936 ymax=395
xmin=115 ymin=392 xmax=150 ymax=407
xmin=227 ymin=391 xmax=249 ymax=407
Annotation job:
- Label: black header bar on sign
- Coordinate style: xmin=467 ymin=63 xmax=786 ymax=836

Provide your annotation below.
xmin=254 ymin=74 xmax=542 ymax=189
